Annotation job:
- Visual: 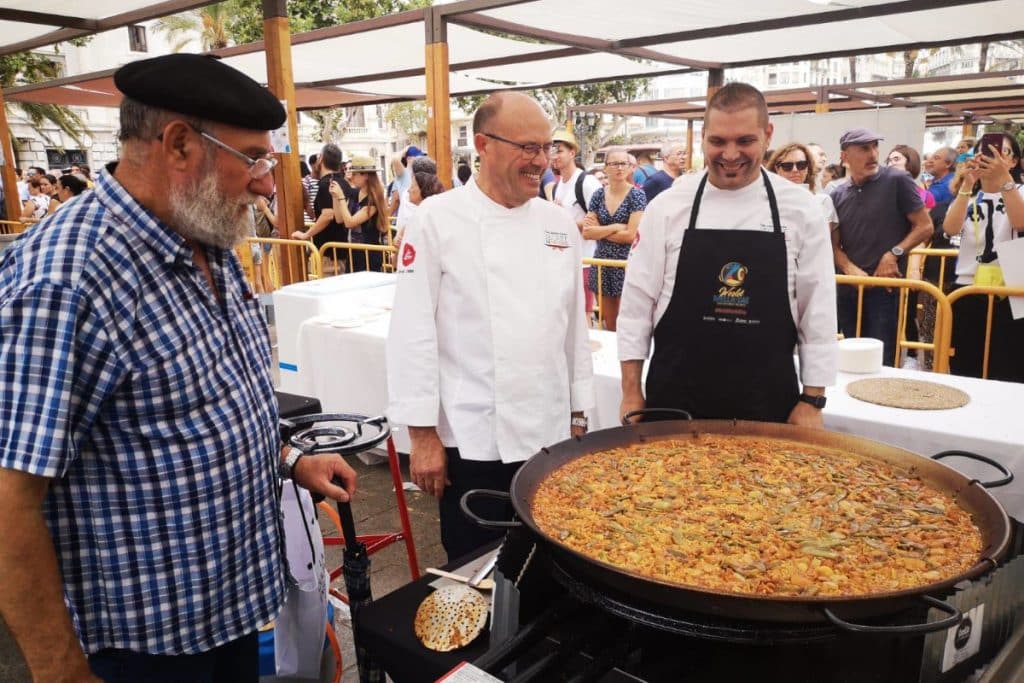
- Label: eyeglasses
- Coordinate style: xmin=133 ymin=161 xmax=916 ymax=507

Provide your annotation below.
xmin=198 ymin=130 xmax=277 ymax=179
xmin=776 ymin=160 xmax=808 ymax=172
xmin=605 ymin=161 xmax=630 ymax=168
xmin=159 ymin=124 xmax=277 ymax=179
xmin=481 ymin=132 xmax=553 ymax=160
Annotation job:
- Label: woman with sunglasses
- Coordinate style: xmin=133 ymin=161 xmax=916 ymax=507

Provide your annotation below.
xmin=941 ymin=133 xmax=1024 ymax=382
xmin=767 ymin=143 xmax=837 ymax=232
xmin=582 ymin=149 xmax=646 ymax=331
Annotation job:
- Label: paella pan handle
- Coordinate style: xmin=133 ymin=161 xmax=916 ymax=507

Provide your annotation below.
xmin=931 ymin=450 xmax=1013 ymax=488
xmin=460 ymin=489 xmax=522 ymax=529
xmin=823 ymin=595 xmax=961 ymax=635
xmin=621 ymin=408 xmax=694 ymax=426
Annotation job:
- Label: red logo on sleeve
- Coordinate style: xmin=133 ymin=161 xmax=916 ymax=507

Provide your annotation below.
xmin=401 ymin=243 xmax=416 ymax=267
xmin=631 ymin=231 xmax=640 ymax=250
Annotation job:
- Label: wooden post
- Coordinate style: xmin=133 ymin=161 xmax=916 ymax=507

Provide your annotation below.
xmin=262 ymin=0 xmax=303 ymax=285
xmin=425 ymin=8 xmax=452 ymax=188
xmin=706 ymin=68 xmax=724 ymax=101
xmin=0 ymin=86 xmax=21 ymax=223
xmin=815 ymin=86 xmax=830 ymax=114
xmin=685 ymin=119 xmax=694 ymax=171
xmin=961 ymin=117 xmax=975 ymax=140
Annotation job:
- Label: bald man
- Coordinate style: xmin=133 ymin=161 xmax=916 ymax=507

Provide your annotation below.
xmin=386 ymin=92 xmax=594 ymax=560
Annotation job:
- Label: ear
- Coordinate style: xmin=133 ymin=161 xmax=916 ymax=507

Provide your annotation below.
xmin=764 ymin=122 xmax=774 ymax=148
xmin=473 ymin=132 xmax=489 ymax=156
xmin=159 ymin=120 xmax=202 ymax=174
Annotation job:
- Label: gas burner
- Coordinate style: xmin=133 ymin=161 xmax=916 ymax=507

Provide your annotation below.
xmin=280 ymin=413 xmax=391 ymax=456
xmin=549 ymin=562 xmax=838 ymax=645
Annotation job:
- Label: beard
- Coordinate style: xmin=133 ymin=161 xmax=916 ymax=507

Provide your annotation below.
xmin=168 ymin=156 xmax=256 ymax=250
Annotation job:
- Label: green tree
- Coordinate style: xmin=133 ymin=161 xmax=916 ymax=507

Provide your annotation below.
xmin=153 ymin=2 xmax=236 ymax=52
xmin=454 ymin=78 xmax=651 ymax=164
xmin=1 ymin=50 xmax=87 ymax=148
xmin=384 ymin=101 xmax=428 ymax=143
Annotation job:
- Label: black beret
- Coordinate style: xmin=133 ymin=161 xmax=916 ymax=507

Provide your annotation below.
xmin=114 ymin=54 xmax=286 ymax=131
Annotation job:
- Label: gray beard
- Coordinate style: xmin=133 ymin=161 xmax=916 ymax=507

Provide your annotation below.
xmin=168 ymin=162 xmax=255 ymax=250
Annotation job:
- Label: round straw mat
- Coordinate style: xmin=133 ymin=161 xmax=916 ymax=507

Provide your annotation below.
xmin=846 ymin=378 xmax=970 ymax=410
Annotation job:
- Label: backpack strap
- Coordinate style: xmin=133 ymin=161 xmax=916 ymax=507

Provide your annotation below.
xmin=574 ymin=171 xmax=586 ymax=211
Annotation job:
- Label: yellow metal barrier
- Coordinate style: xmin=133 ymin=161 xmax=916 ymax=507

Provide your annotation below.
xmin=239 ymin=238 xmax=322 ymax=292
xmin=318 ymin=241 xmax=398 ymax=275
xmin=945 ymin=284 xmax=1024 ymax=380
xmin=910 ymin=247 xmax=959 ymax=291
xmin=583 ymin=257 xmax=628 ymax=329
xmin=0 ymin=219 xmax=29 ymax=234
xmin=835 ymin=275 xmax=951 ymax=372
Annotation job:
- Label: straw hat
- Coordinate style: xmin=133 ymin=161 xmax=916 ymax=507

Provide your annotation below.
xmin=551 ymin=128 xmax=578 ymax=150
xmin=348 ymin=155 xmax=380 ymax=173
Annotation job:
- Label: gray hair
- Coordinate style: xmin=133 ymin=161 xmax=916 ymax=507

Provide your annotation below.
xmin=936 ymin=146 xmax=957 ymax=167
xmin=411 ymin=156 xmax=437 ymax=175
xmin=661 ymin=142 xmax=684 ymax=158
xmin=118 ymin=97 xmax=203 ymax=142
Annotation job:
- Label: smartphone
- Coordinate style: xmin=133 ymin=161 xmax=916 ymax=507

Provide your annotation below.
xmin=979 ymin=132 xmax=1004 ymax=157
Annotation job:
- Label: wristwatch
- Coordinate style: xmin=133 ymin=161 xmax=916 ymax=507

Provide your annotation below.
xmin=890 ymin=246 xmax=905 ymax=257
xmin=999 ymin=180 xmax=1016 ymax=193
xmin=279 ymin=447 xmax=305 ymax=480
xmin=798 ymin=394 xmax=827 ymax=410
xmin=571 ymin=415 xmax=589 ymax=431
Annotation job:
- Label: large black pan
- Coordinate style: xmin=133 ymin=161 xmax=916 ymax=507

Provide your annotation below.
xmin=462 ymin=418 xmax=1013 ymax=634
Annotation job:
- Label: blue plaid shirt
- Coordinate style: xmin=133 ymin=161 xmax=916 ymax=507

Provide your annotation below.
xmin=0 ymin=170 xmax=284 ymax=655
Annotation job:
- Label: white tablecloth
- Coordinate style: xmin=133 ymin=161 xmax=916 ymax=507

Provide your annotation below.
xmin=292 ymin=288 xmax=1024 ymax=518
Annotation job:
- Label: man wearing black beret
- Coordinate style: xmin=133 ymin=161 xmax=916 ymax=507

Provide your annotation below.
xmin=0 ymin=54 xmax=357 ymax=682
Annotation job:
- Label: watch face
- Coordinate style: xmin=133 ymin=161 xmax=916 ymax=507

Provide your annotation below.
xmin=891 ymin=247 xmax=904 ymax=257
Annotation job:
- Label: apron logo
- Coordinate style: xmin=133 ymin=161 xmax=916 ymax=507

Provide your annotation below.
xmin=544 ymin=230 xmax=569 ymax=251
xmin=712 ymin=261 xmax=751 ymax=317
xmin=401 ymin=243 xmax=416 ymax=267
xmin=718 ymin=262 xmax=748 ymax=287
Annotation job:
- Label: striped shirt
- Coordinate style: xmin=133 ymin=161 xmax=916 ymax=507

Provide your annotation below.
xmin=0 ymin=169 xmax=284 ymax=655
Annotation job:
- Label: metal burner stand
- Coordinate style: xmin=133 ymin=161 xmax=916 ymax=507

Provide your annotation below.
xmin=280 ymin=412 xmax=421 ymax=582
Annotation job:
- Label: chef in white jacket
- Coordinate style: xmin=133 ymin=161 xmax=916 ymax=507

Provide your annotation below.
xmin=386 ymin=92 xmax=594 ymax=560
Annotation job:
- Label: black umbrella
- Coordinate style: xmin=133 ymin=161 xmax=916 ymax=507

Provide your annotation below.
xmin=336 ymin=497 xmax=384 ymax=683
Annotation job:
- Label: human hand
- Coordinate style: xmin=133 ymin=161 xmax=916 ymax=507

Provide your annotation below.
xmin=329 ymin=180 xmax=344 ymax=199
xmin=976 ymin=147 xmax=1014 ymax=184
xmin=291 ymin=230 xmax=308 ymax=240
xmin=843 ymin=262 xmax=869 ymax=278
xmin=954 ymin=159 xmax=980 ymax=193
xmin=620 ymin=392 xmax=645 ymax=424
xmin=787 ymin=401 xmax=824 ymax=429
xmin=872 ymin=252 xmax=902 ymax=278
xmin=409 ymin=428 xmax=448 ymax=498
xmin=582 ymin=214 xmax=598 ymax=228
xmin=293 ymin=453 xmax=357 ymax=502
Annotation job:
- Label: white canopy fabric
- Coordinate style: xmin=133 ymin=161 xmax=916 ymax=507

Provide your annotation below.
xmin=2 ymin=0 xmax=1022 ymax=112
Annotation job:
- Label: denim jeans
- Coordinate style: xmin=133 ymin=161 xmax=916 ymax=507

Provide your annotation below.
xmin=836 ymin=284 xmax=899 ymax=367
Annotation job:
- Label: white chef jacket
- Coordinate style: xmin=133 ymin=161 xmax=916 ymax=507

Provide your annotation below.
xmin=617 ymin=171 xmax=838 ymax=389
xmin=386 ymin=178 xmax=594 ymax=463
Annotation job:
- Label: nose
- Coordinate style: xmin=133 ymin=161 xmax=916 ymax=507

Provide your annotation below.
xmin=249 ymin=171 xmax=275 ymax=197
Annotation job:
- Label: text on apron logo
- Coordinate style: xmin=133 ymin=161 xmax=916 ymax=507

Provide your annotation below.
xmin=714 ymin=261 xmax=751 ymax=310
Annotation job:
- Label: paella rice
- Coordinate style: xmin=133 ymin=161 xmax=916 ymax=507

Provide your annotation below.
xmin=531 ymin=435 xmax=983 ymax=598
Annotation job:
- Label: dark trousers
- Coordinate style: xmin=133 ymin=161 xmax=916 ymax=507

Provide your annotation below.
xmin=837 ymin=284 xmax=899 ymax=367
xmin=950 ymin=289 xmax=1024 ymax=382
xmin=89 ymin=632 xmax=258 ymax=683
xmin=439 ymin=447 xmax=522 ymax=562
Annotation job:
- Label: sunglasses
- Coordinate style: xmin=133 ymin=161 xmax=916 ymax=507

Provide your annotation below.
xmin=776 ymin=160 xmax=809 ymax=172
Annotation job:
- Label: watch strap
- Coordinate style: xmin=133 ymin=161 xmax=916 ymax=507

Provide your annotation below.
xmin=798 ymin=393 xmax=827 ymax=409
xmin=280 ymin=447 xmax=304 ymax=480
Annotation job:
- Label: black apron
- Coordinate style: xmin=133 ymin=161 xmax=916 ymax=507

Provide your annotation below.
xmin=645 ymin=169 xmax=799 ymax=423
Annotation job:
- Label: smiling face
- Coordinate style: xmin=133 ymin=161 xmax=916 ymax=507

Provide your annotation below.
xmin=702 ymin=106 xmax=772 ymax=190
xmin=474 ymin=93 xmax=552 ymax=208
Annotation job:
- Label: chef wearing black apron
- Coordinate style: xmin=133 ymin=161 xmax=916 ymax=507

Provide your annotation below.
xmin=645 ymin=169 xmax=799 ymax=422
xmin=617 ymin=82 xmax=837 ymax=428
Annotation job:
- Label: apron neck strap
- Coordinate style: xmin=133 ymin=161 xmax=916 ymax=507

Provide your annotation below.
xmin=688 ymin=169 xmax=783 ymax=234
